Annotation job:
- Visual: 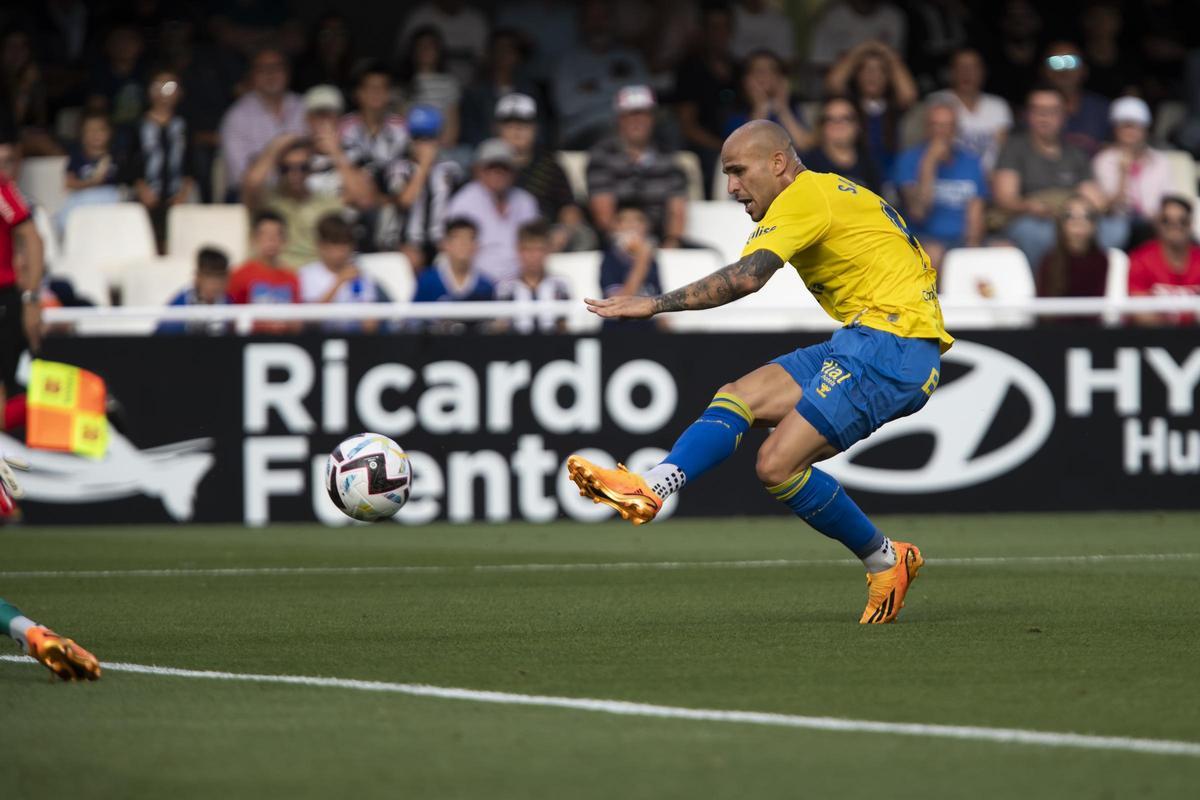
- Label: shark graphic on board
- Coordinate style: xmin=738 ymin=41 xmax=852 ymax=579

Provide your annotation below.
xmin=0 ymin=431 xmax=215 ymax=520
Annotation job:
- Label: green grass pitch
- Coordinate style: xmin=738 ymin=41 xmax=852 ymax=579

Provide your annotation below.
xmin=2 ymin=512 xmax=1199 ymax=799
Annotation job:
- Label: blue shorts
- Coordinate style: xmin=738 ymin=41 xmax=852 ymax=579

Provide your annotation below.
xmin=771 ymin=324 xmax=941 ymax=452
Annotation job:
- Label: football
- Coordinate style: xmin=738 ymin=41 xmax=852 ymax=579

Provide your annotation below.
xmin=325 ymin=433 xmax=412 ymax=522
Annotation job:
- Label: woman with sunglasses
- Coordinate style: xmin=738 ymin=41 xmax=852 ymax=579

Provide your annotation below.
xmin=798 ymin=96 xmax=881 ymax=192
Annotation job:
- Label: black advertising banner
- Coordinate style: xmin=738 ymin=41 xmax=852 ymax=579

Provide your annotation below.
xmin=7 ymin=328 xmax=1198 ymax=525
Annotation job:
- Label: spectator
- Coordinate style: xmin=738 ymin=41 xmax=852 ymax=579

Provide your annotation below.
xmin=242 ymin=138 xmax=345 ymax=268
xmin=444 ymin=138 xmax=539 ymax=285
xmin=398 ymin=27 xmax=461 ymax=149
xmin=128 ymin=67 xmax=195 ymax=249
xmin=586 ymin=86 xmax=687 ymax=246
xmin=86 ymin=23 xmax=146 ymax=129
xmin=891 ymin=101 xmax=987 ymax=270
xmin=218 ymin=48 xmax=306 ymax=195
xmin=809 ymin=0 xmax=907 ymax=70
xmin=825 ymin=41 xmax=918 ymax=175
xmin=799 ymin=97 xmax=882 ymax=192
xmin=1041 ymin=41 xmax=1110 ymax=156
xmin=58 ymin=111 xmax=126 ymax=235
xmin=1092 ymin=97 xmax=1172 ymax=246
xmin=494 ymin=0 xmax=577 ymax=83
xmin=1 ymin=29 xmax=59 ymax=156
xmin=551 ymin=0 xmax=649 ymax=148
xmin=495 ymin=219 xmax=571 ymax=334
xmin=298 ymin=213 xmax=383 ymax=332
xmin=414 ymin=217 xmax=494 ymax=301
xmin=157 ymin=247 xmax=232 ymax=336
xmin=906 ymin=0 xmax=971 ymax=93
xmin=293 ymin=13 xmax=354 ymax=94
xmin=339 ymin=62 xmax=409 ymax=197
xmin=1036 ymin=195 xmax=1108 ymax=302
xmin=992 ymin=86 xmax=1126 ymax=269
xmin=599 ymin=204 xmax=662 ymax=331
xmin=459 ymin=29 xmax=538 ymax=148
xmin=731 ymin=0 xmax=799 ymax=65
xmin=300 ymin=85 xmax=377 ymax=210
xmin=493 ymin=93 xmax=594 ymax=251
xmin=397 ymin=0 xmax=490 ymax=86
xmin=228 ymin=211 xmax=301 ymax=333
xmin=1128 ymin=196 xmax=1200 ymax=326
xmin=158 ymin=15 xmax=240 ymax=203
xmin=1179 ymin=50 xmax=1200 ymax=159
xmin=387 ymin=105 xmax=464 ymax=268
xmin=673 ymin=4 xmax=739 ymax=186
xmin=1081 ymin=1 xmax=1141 ymax=100
xmin=927 ymin=48 xmax=1013 ymax=172
xmin=723 ymin=51 xmax=812 ymax=149
xmin=985 ymin=0 xmax=1043 ymax=108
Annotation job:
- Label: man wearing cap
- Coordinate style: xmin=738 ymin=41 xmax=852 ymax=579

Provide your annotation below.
xmin=219 ymin=47 xmax=306 ymax=195
xmin=302 ymin=85 xmax=376 ymax=208
xmin=495 ymin=93 xmax=594 ymax=250
xmin=1092 ymin=96 xmax=1172 ymax=241
xmin=443 ymin=138 xmax=540 ymax=285
xmin=586 ymin=85 xmax=688 ymax=248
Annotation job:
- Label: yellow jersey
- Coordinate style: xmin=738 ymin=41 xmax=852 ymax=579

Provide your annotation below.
xmin=740 ymin=170 xmax=954 ymax=353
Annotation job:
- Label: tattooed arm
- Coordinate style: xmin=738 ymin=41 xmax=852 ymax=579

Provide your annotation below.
xmin=584 ymin=249 xmax=785 ymax=319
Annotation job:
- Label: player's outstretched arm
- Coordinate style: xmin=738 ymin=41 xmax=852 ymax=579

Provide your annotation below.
xmin=585 ymin=249 xmax=784 ymax=319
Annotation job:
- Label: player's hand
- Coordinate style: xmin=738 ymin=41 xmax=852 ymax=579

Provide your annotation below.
xmin=584 ymin=295 xmax=655 ymax=319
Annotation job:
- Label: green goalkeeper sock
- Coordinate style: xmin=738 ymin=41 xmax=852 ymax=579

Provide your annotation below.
xmin=0 ymin=598 xmax=37 ymax=653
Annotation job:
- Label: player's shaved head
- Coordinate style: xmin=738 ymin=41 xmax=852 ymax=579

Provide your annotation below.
xmin=725 ymin=119 xmax=798 ymax=161
xmin=720 ymin=120 xmax=803 ymax=222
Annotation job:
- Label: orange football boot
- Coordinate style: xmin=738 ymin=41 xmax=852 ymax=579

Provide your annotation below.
xmin=566 ymin=455 xmax=662 ymax=525
xmin=860 ymin=541 xmax=924 ymax=624
xmin=25 ymin=626 xmax=102 ymax=681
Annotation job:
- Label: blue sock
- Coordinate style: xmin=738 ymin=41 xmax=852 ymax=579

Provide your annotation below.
xmin=766 ymin=466 xmax=884 ymax=558
xmin=651 ymin=393 xmax=752 ymax=494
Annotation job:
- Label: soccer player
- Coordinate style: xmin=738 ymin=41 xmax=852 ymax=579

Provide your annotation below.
xmin=567 ymin=120 xmax=952 ymax=625
xmin=0 ymin=455 xmax=101 ymax=681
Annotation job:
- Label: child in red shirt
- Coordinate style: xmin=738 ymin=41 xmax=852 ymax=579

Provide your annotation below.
xmin=227 ymin=211 xmax=301 ymax=333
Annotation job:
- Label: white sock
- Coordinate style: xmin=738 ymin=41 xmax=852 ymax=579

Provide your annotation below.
xmin=862 ymin=537 xmax=898 ymax=573
xmin=8 ymin=615 xmax=37 ymax=653
xmin=644 ymin=463 xmax=686 ymax=499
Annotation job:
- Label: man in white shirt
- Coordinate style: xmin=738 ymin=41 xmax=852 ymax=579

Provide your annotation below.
xmin=927 ymin=48 xmax=1014 ymax=172
xmin=218 ymin=48 xmax=306 ymax=195
xmin=443 ymin=139 xmax=540 ymax=285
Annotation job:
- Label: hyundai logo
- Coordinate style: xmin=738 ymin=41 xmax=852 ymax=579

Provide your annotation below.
xmin=823 ymin=341 xmax=1055 ymax=493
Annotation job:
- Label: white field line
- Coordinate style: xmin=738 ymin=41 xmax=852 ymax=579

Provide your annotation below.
xmin=0 ymin=552 xmax=1196 ymax=580
xmin=1 ymin=654 xmax=1197 ymax=758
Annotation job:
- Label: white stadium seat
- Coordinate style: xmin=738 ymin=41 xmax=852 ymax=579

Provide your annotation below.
xmin=684 ymin=200 xmax=754 ymax=265
xmin=555 ymin=151 xmax=589 ymax=203
xmin=167 ymin=204 xmax=250 ymax=265
xmin=357 ymin=251 xmax=415 ymax=302
xmin=939 ymin=246 xmax=1035 ymax=328
xmin=17 ymin=155 xmax=69 ymax=217
xmin=59 ymin=203 xmax=157 ymax=289
xmin=119 ymin=255 xmax=195 ymax=307
xmin=672 ymin=151 xmax=705 ymax=201
xmin=1103 ymin=247 xmax=1130 ymax=328
xmin=545 ymin=250 xmax=602 ymax=332
xmin=1160 ymin=150 xmax=1200 ymax=240
xmin=32 ymin=206 xmax=60 ymax=273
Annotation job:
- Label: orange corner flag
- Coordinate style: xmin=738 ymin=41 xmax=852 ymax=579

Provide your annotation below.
xmin=26 ymin=359 xmax=109 ymax=459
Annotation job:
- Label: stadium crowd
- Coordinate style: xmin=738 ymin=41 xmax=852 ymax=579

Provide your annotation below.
xmin=1 ymin=0 xmax=1199 ymax=334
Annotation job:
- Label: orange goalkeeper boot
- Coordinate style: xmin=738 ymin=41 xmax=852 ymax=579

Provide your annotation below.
xmin=25 ymin=626 xmax=102 ymax=681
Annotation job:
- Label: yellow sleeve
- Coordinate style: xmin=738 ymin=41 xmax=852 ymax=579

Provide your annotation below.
xmin=739 ymin=192 xmax=832 ymax=262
